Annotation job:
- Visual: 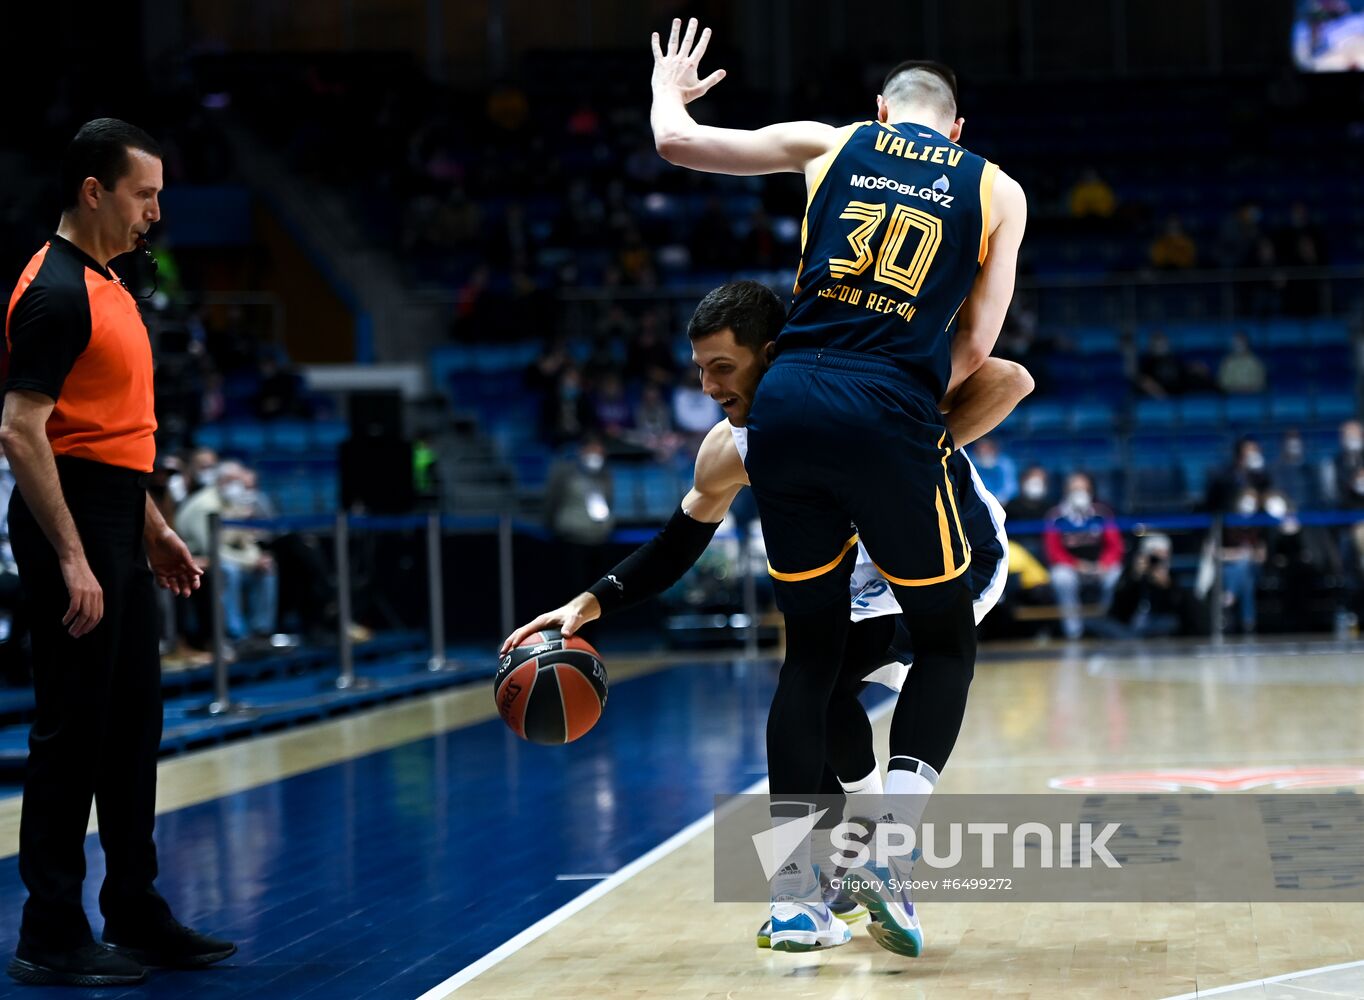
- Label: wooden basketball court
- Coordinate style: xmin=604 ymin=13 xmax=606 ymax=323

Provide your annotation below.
xmin=431 ymin=642 xmax=1364 ymax=1000
xmin=0 ymin=641 xmax=1360 ymax=999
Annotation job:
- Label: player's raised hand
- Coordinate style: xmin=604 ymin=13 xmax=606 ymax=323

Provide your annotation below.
xmin=500 ymin=592 xmax=602 ymax=655
xmin=651 ymin=17 xmax=726 ymax=104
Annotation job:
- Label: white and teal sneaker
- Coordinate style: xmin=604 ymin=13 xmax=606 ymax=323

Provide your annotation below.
xmin=846 ymin=857 xmax=924 ymax=958
xmin=767 ymin=899 xmax=853 ymax=953
xmin=757 ymin=870 xmax=867 ymax=948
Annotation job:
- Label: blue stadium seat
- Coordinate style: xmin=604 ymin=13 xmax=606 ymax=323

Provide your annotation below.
xmin=1262 ymin=320 xmax=1305 ymax=348
xmin=224 ymin=422 xmax=267 ymax=453
xmin=1020 ymin=402 xmax=1068 ymax=433
xmin=268 ymin=420 xmax=311 ymax=453
xmin=1269 ymin=396 xmax=1312 ymax=423
xmin=1134 ymin=398 xmax=1178 ymax=428
xmin=194 ymin=425 xmax=226 ymax=451
xmin=1126 ymin=464 xmax=1187 ymax=512
xmin=1071 ymin=401 xmax=1117 ymax=432
xmin=1178 ymin=396 xmax=1223 ymax=428
xmin=1305 ymin=318 xmax=1349 ymax=345
xmin=1314 ymin=393 xmax=1357 ymax=423
xmin=1224 ymin=395 xmax=1268 ymax=424
xmin=312 ymin=422 xmax=349 ymax=449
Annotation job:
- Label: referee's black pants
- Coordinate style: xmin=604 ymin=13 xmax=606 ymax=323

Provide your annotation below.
xmin=8 ymin=457 xmax=170 ymax=949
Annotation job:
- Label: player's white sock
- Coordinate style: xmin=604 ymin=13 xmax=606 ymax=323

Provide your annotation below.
xmin=769 ymin=802 xmax=820 ymax=900
xmin=882 ymin=757 xmax=939 ymax=874
xmin=840 ymin=767 xmax=884 ymax=796
xmin=811 ymin=825 xmax=836 ymax=879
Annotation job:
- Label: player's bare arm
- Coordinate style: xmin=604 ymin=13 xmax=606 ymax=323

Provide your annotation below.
xmin=941 ymin=357 xmax=1034 ymax=447
xmin=501 ymin=421 xmax=748 ymax=652
xmin=0 ymin=390 xmax=103 ymax=637
xmin=946 ymin=170 xmax=1028 ymax=395
xmin=651 ymin=17 xmax=839 ymax=176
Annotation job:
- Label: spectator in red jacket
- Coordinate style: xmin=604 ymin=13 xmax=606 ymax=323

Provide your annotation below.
xmin=1044 ymin=472 xmax=1125 ymax=639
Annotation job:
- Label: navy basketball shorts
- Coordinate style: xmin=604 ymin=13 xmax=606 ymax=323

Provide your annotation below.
xmin=744 ymin=349 xmax=971 ymax=615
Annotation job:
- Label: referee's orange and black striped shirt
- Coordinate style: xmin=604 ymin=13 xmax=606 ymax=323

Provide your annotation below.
xmin=3 ymin=235 xmax=156 ymax=472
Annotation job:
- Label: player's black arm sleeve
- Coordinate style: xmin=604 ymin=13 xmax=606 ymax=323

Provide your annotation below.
xmin=587 ymin=506 xmax=722 ymax=615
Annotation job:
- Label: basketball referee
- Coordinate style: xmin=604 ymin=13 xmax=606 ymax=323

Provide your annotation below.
xmin=1 ymin=119 xmax=234 ymax=986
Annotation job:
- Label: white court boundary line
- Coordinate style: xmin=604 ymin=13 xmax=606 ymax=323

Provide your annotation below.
xmin=416 ymin=692 xmax=898 ymax=998
xmin=1158 ymin=957 xmax=1364 ymax=999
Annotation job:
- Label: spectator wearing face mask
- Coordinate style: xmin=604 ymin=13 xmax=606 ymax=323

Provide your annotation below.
xmin=1007 ymin=466 xmax=1051 ymax=522
xmin=544 ymin=436 xmax=616 ymax=588
xmin=1044 ymin=473 xmax=1125 ymax=639
xmin=969 ymin=437 xmax=1018 ymax=505
xmin=1326 ymin=420 xmax=1364 ymax=505
xmin=1006 ymin=465 xmax=1052 ymax=564
xmin=177 ymin=461 xmax=279 ymax=646
xmin=1220 ymin=488 xmax=1266 ymax=635
xmin=1205 ymin=437 xmax=1272 ymax=514
xmin=1272 ymin=430 xmax=1316 ymax=510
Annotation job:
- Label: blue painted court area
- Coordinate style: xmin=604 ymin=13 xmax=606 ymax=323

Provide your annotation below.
xmin=0 ymin=657 xmax=816 ymax=999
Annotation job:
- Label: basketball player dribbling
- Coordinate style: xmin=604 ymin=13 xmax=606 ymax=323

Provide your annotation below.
xmin=504 ymin=281 xmax=1030 ymax=952
xmin=649 ymin=19 xmax=1027 ymax=954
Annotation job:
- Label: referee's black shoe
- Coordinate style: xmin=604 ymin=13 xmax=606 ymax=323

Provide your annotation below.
xmin=7 ymin=941 xmax=148 ymax=987
xmin=103 ymin=918 xmax=236 ymax=969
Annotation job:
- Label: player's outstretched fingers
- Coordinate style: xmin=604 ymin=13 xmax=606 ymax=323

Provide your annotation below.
xmin=501 ymin=612 xmax=563 ymax=655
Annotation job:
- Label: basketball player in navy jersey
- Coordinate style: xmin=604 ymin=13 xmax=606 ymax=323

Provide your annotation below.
xmin=503 ymin=281 xmax=1030 ymax=952
xmin=649 ymin=19 xmax=1027 ymax=954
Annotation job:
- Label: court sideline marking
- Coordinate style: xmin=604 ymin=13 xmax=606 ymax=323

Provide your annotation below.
xmin=1158 ymin=957 xmax=1364 ymax=999
xmin=418 ymin=693 xmax=898 ymax=998
xmin=0 ymin=655 xmax=679 ymax=859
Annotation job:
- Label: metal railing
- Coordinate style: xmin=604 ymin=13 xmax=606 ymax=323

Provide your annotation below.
xmin=190 ymin=504 xmax=1364 ymax=712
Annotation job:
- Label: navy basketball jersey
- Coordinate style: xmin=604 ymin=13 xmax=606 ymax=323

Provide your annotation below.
xmin=781 ymin=120 xmax=999 ymax=401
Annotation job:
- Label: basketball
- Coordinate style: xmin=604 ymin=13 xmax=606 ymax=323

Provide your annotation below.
xmin=494 ymin=630 xmax=608 ymax=744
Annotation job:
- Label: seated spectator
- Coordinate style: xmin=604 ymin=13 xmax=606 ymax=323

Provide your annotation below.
xmin=1276 ymin=201 xmax=1327 ymax=315
xmin=672 ymin=373 xmax=723 ymax=453
xmin=541 ymin=365 xmax=596 ymax=446
xmin=1135 ymin=331 xmax=1213 ymax=398
xmin=254 ymin=355 xmax=308 ymax=419
xmin=969 ymin=438 xmax=1018 ymax=505
xmin=1216 ymin=332 xmax=1266 ymax=395
xmin=739 ymin=209 xmax=779 ymax=270
xmin=1264 ymin=489 xmax=1340 ymax=629
xmin=629 ymin=382 xmax=683 ymax=461
xmin=177 ymin=461 xmax=280 ymax=645
xmin=689 ymin=198 xmax=736 ymax=272
xmin=1068 ymin=167 xmax=1116 ymax=220
xmin=1044 ymin=473 xmax=1125 ymax=639
xmin=1272 ymin=430 xmax=1316 ymax=509
xmin=544 ymin=436 xmax=615 ymax=586
xmin=1007 ymin=466 xmax=1052 ymax=523
xmin=1324 ymin=419 xmax=1364 ymax=504
xmin=1149 ymin=215 xmax=1197 ymax=270
xmin=1217 ymin=202 xmax=1266 ymax=269
xmin=624 ymin=311 xmax=677 ymax=385
xmin=1221 ymin=488 xmax=1267 ymax=635
xmin=1109 ymin=534 xmax=1195 ymax=637
xmin=591 ymin=371 xmax=634 ymax=442
xmin=1205 ymin=436 xmax=1272 ymax=512
xmin=187 ymin=447 xmax=220 ymax=497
